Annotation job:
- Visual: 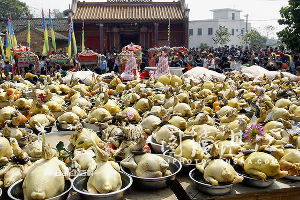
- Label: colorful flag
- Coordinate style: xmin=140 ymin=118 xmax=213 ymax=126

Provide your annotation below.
xmin=42 ymin=9 xmax=49 ymax=56
xmin=9 ymin=15 xmax=17 ymax=47
xmin=71 ymin=19 xmax=77 ymax=56
xmin=68 ymin=24 xmax=72 ymax=60
xmin=49 ymin=9 xmax=56 ymax=54
xmin=27 ymin=14 xmax=30 ymax=48
xmin=82 ymin=21 xmax=85 ymax=52
xmin=42 ymin=42 xmax=46 ymax=56
xmin=5 ymin=30 xmax=11 ymax=61
xmin=0 ymin=36 xmax=4 ymax=59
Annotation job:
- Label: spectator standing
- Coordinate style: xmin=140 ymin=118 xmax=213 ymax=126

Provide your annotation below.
xmin=4 ymin=59 xmax=12 ymax=78
xmin=99 ymin=55 xmax=107 ymax=74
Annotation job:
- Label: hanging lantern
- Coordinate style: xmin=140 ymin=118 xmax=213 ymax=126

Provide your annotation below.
xmin=112 ymin=27 xmax=120 ymax=33
xmin=140 ymin=26 xmax=148 ymax=33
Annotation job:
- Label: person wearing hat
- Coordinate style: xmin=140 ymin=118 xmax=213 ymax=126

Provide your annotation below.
xmin=99 ymin=55 xmax=107 ymax=74
xmin=4 ymin=59 xmax=12 ymax=79
xmin=233 ymin=55 xmax=242 ymax=72
xmin=171 ymin=56 xmax=181 ymax=67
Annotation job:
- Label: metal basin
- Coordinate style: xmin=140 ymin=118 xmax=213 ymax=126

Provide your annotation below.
xmin=72 ymin=172 xmax=132 ymax=200
xmin=147 ymin=135 xmax=168 ymax=154
xmin=121 ymin=154 xmax=182 ymax=190
xmin=82 ymin=122 xmax=100 ymax=132
xmin=52 ymin=111 xmax=64 ymax=119
xmin=189 ymin=168 xmax=233 ymax=196
xmin=8 ymin=178 xmax=72 ymax=200
xmin=241 ymin=174 xmax=275 ymax=188
xmin=31 ymin=126 xmax=53 ymax=134
xmin=163 ymin=150 xmax=196 ymax=173
xmin=285 ymin=174 xmax=300 ymax=181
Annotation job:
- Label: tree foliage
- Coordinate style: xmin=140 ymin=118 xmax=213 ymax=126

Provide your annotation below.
xmin=212 ymin=26 xmax=231 ymax=46
xmin=238 ymin=28 xmax=266 ymax=48
xmin=51 ymin=9 xmax=64 ymax=19
xmin=199 ymin=43 xmax=209 ymax=49
xmin=277 ymin=1 xmax=300 ymax=52
xmin=0 ymin=0 xmax=31 ymax=30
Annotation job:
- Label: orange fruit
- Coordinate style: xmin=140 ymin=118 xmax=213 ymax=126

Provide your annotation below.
xmin=9 ymin=94 xmax=19 ymax=101
xmin=108 ymin=89 xmax=114 ymax=95
xmin=91 ymin=91 xmax=96 ymax=96
xmin=14 ymin=95 xmax=19 ymax=101
xmin=215 ymin=106 xmax=221 ymax=112
xmin=6 ymin=88 xmax=14 ymax=96
xmin=213 ymin=101 xmax=220 ymax=110
xmin=85 ymin=92 xmax=91 ymax=97
xmin=15 ymin=90 xmax=21 ymax=95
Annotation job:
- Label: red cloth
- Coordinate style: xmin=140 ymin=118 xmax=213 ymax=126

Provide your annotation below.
xmin=140 ymin=71 xmax=149 ymax=79
xmin=204 ymin=66 xmax=209 ymax=69
xmin=282 ymin=63 xmax=289 ymax=69
xmin=187 ymin=63 xmax=192 ymax=70
xmin=150 ymin=57 xmax=156 ymax=67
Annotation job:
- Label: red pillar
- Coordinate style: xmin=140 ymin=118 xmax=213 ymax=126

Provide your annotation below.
xmin=154 ymin=23 xmax=159 ymax=47
xmin=99 ymin=23 xmax=104 ymax=54
xmin=184 ymin=22 xmax=189 ymax=48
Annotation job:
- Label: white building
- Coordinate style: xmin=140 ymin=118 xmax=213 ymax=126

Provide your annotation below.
xmin=189 ymin=8 xmax=251 ymax=48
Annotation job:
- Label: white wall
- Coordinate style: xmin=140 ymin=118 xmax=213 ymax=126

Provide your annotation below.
xmin=189 ymin=11 xmax=250 ymax=48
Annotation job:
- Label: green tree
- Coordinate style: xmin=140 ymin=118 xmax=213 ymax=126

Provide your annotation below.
xmin=277 ymin=1 xmax=300 ymax=52
xmin=238 ymin=28 xmax=266 ymax=48
xmin=51 ymin=9 xmax=64 ymax=19
xmin=199 ymin=43 xmax=209 ymax=49
xmin=212 ymin=26 xmax=231 ymax=47
xmin=0 ymin=0 xmax=31 ymax=30
xmin=251 ymin=32 xmax=267 ymax=49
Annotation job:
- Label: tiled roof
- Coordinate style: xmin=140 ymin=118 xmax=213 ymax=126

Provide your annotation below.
xmin=6 ymin=18 xmax=69 ymax=33
xmin=33 ymin=28 xmax=68 ymax=40
xmin=73 ymin=1 xmax=186 ymax=21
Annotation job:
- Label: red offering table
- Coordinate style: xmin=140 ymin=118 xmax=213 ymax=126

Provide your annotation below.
xmin=78 ymin=50 xmax=100 ymax=65
xmin=50 ymin=54 xmax=70 ymax=64
xmin=15 ymin=51 xmax=39 ymax=75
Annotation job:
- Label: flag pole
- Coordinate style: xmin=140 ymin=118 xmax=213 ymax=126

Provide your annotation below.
xmin=27 ymin=14 xmax=30 ymax=48
xmin=82 ymin=20 xmax=85 ymax=52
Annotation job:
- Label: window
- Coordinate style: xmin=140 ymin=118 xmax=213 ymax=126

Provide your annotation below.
xmin=208 ymin=28 xmax=213 ymax=35
xmin=189 ymin=29 xmax=193 ymax=36
xmin=232 ymin=13 xmax=235 ymax=20
xmin=236 ymin=29 xmax=238 ymax=32
xmin=198 ymin=28 xmax=202 ymax=35
xmin=232 ymin=29 xmax=234 ymax=35
xmin=241 ymin=29 xmax=244 ymax=35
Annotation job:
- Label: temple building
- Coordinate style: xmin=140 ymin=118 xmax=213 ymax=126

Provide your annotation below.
xmin=71 ymin=0 xmax=189 ymax=53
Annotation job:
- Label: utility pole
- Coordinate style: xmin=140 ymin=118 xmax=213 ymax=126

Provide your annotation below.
xmin=245 ymin=14 xmax=249 ymax=33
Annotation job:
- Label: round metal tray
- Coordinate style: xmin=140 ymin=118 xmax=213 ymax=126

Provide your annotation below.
xmin=189 ymin=168 xmax=233 ymax=196
xmin=72 ymin=172 xmax=132 ymax=200
xmin=8 ymin=178 xmax=72 ymax=200
xmin=121 ymin=154 xmax=182 ymax=190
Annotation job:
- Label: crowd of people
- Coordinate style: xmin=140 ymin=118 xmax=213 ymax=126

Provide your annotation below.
xmin=146 ymin=45 xmax=300 ymax=75
xmin=1 ymin=45 xmax=300 ymax=81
